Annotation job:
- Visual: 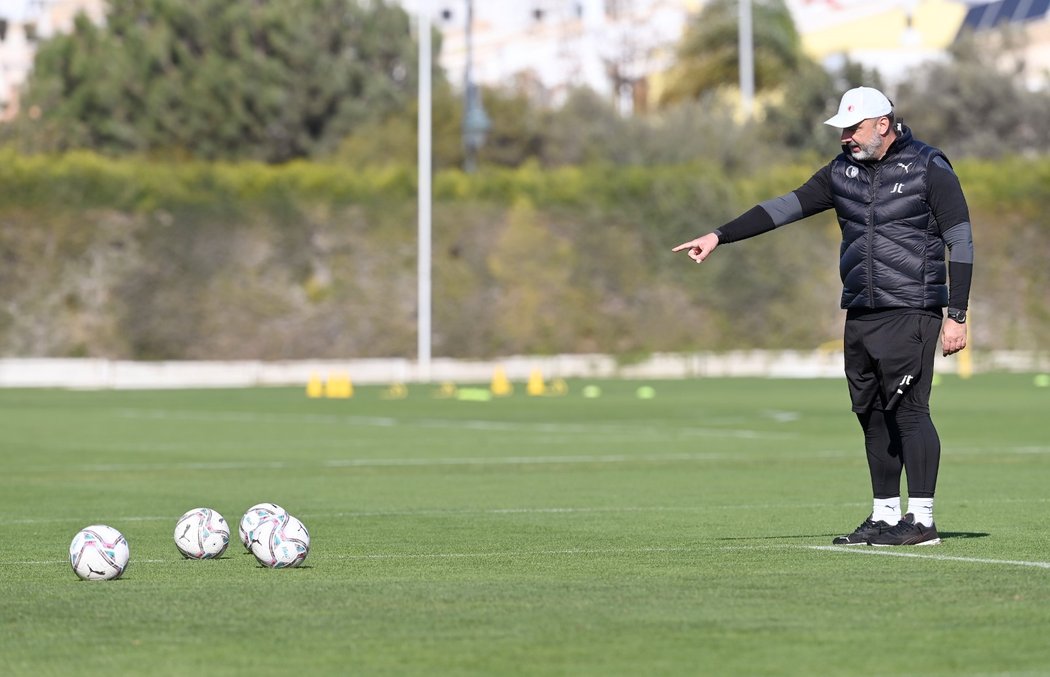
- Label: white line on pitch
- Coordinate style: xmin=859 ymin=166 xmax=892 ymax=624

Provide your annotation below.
xmin=801 ymin=545 xmax=1050 ymax=570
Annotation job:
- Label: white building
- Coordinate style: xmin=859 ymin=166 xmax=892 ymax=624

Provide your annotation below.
xmin=401 ymin=0 xmax=701 ymax=112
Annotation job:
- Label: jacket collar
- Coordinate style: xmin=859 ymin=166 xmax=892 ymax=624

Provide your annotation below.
xmin=880 ymin=123 xmax=913 ymax=162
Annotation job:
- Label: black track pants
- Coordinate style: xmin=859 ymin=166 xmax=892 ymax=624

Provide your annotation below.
xmin=857 ymin=407 xmax=941 ymax=499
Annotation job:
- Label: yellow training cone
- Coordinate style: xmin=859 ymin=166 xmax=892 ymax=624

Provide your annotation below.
xmin=491 ymin=366 xmax=513 ymax=397
xmin=435 ymin=382 xmax=458 ymax=399
xmin=325 ymin=372 xmax=353 ymax=399
xmin=381 ymin=383 xmax=408 ymax=400
xmin=526 ymin=368 xmax=546 ymax=396
xmin=306 ymin=373 xmax=325 ymax=398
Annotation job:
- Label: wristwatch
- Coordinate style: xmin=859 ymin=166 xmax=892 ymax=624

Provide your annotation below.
xmin=947 ymin=308 xmax=967 ymax=324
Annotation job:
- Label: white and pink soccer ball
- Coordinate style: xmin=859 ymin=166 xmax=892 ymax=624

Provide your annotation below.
xmin=238 ymin=502 xmax=289 ymax=552
xmin=173 ymin=507 xmax=230 ymax=559
xmin=69 ymin=525 xmax=130 ymax=581
xmin=250 ymin=514 xmax=310 ymax=569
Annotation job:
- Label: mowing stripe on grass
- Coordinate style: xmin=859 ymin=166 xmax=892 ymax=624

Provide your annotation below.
xmin=19 ymin=448 xmax=1040 ymax=474
xmin=10 ymin=558 xmax=169 ymax=565
xmin=7 ymin=547 xmax=698 ymax=567
xmin=330 ymin=547 xmax=1050 ymax=568
xmin=14 ymin=545 xmax=1050 ymax=571
xmin=804 ymin=545 xmax=1050 ymax=570
xmin=18 ymin=449 xmax=857 ymax=474
xmin=320 ymin=451 xmax=815 ymax=467
xmin=330 ymin=546 xmax=696 ymax=560
xmin=16 ymin=444 xmax=1050 ymax=476
xmin=112 ymin=408 xmax=793 ymax=439
xmin=11 ymin=503 xmax=868 ymax=525
xmin=15 ymin=495 xmax=1050 ymax=526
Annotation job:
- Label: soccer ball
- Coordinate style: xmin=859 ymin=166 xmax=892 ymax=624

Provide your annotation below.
xmin=69 ymin=525 xmax=130 ymax=581
xmin=173 ymin=508 xmax=230 ymax=559
xmin=251 ymin=515 xmax=310 ymax=569
xmin=239 ymin=503 xmax=288 ymax=552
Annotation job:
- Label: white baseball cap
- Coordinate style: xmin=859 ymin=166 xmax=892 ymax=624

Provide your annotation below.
xmin=824 ymin=87 xmax=893 ymax=128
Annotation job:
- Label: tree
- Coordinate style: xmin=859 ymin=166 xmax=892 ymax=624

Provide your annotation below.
xmin=539 ymin=87 xmax=771 ymax=171
xmin=660 ymin=0 xmax=805 ymax=105
xmin=759 ymin=58 xmax=885 ymax=157
xmin=473 ymin=86 xmax=545 ymax=169
xmin=13 ymin=0 xmax=430 ymax=163
xmin=537 ymin=87 xmax=632 ymax=166
xmin=485 ymin=197 xmax=584 ymax=354
xmin=333 ymin=80 xmax=464 ymax=170
xmin=895 ymin=31 xmax=1050 ymax=158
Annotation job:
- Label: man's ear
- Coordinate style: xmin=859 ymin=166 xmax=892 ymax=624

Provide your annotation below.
xmin=877 ymin=117 xmax=892 ymax=135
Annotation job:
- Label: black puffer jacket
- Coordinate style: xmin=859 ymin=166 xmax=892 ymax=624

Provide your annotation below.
xmin=830 ymin=125 xmax=949 ymax=310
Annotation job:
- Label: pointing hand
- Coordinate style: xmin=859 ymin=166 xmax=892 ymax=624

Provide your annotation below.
xmin=672 ymin=233 xmax=720 ymax=263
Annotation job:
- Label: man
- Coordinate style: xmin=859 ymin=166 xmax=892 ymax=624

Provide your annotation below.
xmin=673 ymin=86 xmax=973 ymax=547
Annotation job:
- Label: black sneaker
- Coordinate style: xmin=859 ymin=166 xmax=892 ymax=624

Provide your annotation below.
xmin=866 ymin=513 xmax=941 ymax=546
xmin=832 ymin=514 xmax=894 ymax=545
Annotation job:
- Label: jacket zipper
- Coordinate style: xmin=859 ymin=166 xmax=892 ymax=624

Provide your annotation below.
xmin=866 ymin=163 xmax=882 ymax=308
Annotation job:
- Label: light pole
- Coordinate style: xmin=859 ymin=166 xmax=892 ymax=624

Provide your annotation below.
xmin=462 ymin=0 xmax=489 ymax=172
xmin=738 ymin=0 xmax=754 ymax=119
xmin=418 ymin=0 xmax=433 ymax=381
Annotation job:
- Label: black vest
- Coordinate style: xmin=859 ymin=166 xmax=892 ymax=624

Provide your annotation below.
xmin=830 ymin=125 xmax=949 ymax=310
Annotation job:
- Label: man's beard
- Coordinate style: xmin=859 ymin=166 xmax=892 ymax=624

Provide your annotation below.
xmin=849 ymin=134 xmax=885 ymax=161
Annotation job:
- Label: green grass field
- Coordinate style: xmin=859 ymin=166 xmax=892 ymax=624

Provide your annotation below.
xmin=2 ymin=374 xmax=1049 ymax=676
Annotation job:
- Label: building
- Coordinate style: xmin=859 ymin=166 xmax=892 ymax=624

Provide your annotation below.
xmin=957 ymin=0 xmax=1050 ymax=89
xmin=405 ymin=0 xmax=985 ymax=112
xmin=400 ymin=0 xmax=702 ymax=113
xmin=787 ymin=0 xmax=969 ymax=81
xmin=789 ymin=0 xmax=1050 ymax=86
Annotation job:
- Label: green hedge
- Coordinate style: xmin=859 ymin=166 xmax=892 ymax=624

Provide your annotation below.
xmin=0 ymin=150 xmax=743 ymax=210
xmin=6 ymin=149 xmax=1048 ymax=212
xmin=0 ymin=152 xmax=1046 ymax=359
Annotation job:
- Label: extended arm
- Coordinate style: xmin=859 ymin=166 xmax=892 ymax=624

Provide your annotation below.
xmin=673 ymin=165 xmax=834 ymax=261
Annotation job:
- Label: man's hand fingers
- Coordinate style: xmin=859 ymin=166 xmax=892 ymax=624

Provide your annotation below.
xmin=674 ymin=234 xmax=718 ymax=263
xmin=942 ymin=338 xmax=967 ymax=356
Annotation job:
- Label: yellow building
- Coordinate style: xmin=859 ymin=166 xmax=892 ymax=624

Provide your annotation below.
xmin=788 ymin=0 xmax=969 ymax=82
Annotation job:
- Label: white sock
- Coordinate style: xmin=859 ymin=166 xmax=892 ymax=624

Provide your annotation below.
xmin=872 ymin=497 xmax=901 ymax=525
xmin=908 ymin=498 xmax=935 ymax=527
